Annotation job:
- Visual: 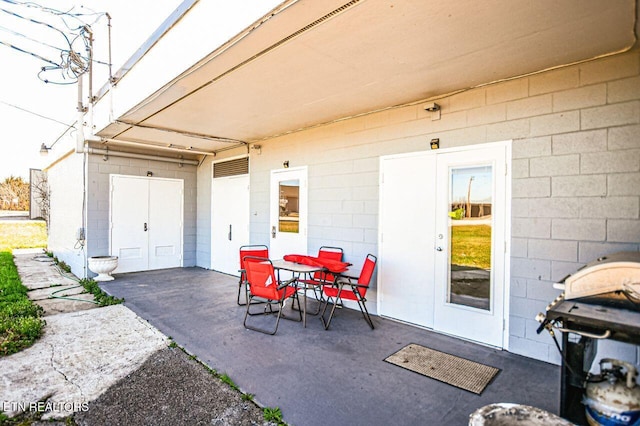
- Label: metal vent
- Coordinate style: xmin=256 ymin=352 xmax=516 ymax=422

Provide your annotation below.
xmin=213 ymin=157 xmax=249 ymax=178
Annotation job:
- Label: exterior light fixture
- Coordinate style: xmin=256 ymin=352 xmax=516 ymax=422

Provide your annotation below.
xmin=39 ymin=143 xmax=50 ymax=156
xmin=147 ymin=171 xmax=153 ymax=177
xmin=430 ymin=138 xmax=440 ymax=150
xmin=283 ymin=160 xmax=289 ymax=168
xmin=424 ymin=102 xmax=441 ymax=121
xmin=424 ymin=102 xmax=440 ymax=112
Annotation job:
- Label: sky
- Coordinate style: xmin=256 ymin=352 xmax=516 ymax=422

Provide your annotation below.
xmin=0 ymin=0 xmax=182 ymax=180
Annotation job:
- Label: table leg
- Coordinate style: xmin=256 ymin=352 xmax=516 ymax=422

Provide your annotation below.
xmin=303 ymin=284 xmax=307 ymax=328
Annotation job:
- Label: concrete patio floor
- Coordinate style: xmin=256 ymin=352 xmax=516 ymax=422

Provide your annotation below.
xmin=101 ymin=266 xmax=562 ymax=426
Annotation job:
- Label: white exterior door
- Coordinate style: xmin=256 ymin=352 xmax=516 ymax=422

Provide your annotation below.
xmin=270 ymin=167 xmax=307 ymax=259
xmin=433 ymin=144 xmax=508 ymax=348
xmin=211 ymin=174 xmax=250 ymax=275
xmin=110 ymin=175 xmax=183 ymax=273
xmin=148 ymin=179 xmax=184 ymax=270
xmin=378 ymin=153 xmax=436 ymax=328
xmin=378 ymin=142 xmax=509 ymax=348
xmin=111 ymin=176 xmax=149 ymax=272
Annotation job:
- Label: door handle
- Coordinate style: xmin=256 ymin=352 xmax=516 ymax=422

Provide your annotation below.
xmin=228 ymin=224 xmax=232 ymax=241
xmin=144 ymin=223 xmax=148 ymax=232
xmin=436 ymin=247 xmax=443 ymax=251
xmin=271 ymin=226 xmax=276 ymax=238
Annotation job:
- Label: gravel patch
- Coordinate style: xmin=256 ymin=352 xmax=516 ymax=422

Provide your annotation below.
xmin=72 ymin=346 xmax=273 ymax=426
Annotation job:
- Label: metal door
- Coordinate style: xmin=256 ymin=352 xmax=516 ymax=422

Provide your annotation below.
xmin=211 ymin=174 xmax=250 ymax=275
xmin=148 ymin=178 xmax=183 ymax=270
xmin=111 ymin=176 xmax=150 ymax=273
xmin=378 ymin=152 xmax=436 ymax=328
xmin=110 ymin=175 xmax=183 ymax=273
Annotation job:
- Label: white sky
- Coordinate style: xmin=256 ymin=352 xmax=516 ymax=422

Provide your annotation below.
xmin=0 ymin=0 xmax=182 ymax=180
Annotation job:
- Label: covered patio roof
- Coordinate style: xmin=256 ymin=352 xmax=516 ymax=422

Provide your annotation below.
xmin=96 ymin=0 xmax=637 ymax=155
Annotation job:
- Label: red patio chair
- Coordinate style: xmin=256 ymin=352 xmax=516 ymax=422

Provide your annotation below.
xmin=238 ymin=245 xmax=269 ymax=306
xmin=298 ymin=246 xmax=344 ymax=307
xmin=320 ymin=254 xmax=377 ymax=330
xmin=243 ymin=256 xmax=301 ymax=335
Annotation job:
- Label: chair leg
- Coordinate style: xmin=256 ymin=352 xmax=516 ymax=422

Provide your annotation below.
xmin=320 ymin=294 xmax=342 ymax=330
xmin=356 ymin=297 xmax=375 ymax=329
xmin=243 ymin=292 xmax=302 ymax=334
xmin=243 ymin=295 xmax=284 ymax=335
xmin=237 ymin=281 xmax=246 ymax=305
xmin=237 ymin=281 xmax=261 ymax=307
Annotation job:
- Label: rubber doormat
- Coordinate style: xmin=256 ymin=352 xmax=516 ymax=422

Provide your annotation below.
xmin=384 ymin=343 xmax=500 ymax=395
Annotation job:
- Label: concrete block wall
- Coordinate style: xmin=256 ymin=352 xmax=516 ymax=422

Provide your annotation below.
xmin=239 ymin=50 xmax=639 ymax=363
xmin=86 ymin=152 xmax=198 ymax=270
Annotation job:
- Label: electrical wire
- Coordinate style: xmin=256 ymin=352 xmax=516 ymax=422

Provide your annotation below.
xmin=0 ymin=0 xmax=109 ymax=84
xmin=0 ymin=38 xmax=58 ymax=66
xmin=0 ymin=99 xmax=73 ymax=126
xmin=0 ymin=23 xmax=63 ymax=52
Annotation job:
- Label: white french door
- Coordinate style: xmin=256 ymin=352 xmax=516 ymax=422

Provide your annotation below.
xmin=270 ymin=167 xmax=308 ymax=259
xmin=211 ymin=174 xmax=250 ymax=275
xmin=379 ymin=142 xmax=509 ymax=348
xmin=110 ymin=175 xmax=183 ymax=273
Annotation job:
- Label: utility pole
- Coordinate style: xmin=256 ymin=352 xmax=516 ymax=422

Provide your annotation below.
xmin=466 ymin=176 xmax=474 ymax=218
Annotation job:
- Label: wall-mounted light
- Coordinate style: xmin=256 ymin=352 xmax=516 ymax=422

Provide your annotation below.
xmin=424 ymin=102 xmax=441 ymax=121
xmin=251 ymin=144 xmax=262 ymax=155
xmin=147 ymin=171 xmax=153 ymax=177
xmin=430 ymin=138 xmax=440 ymax=150
xmin=283 ymin=160 xmax=289 ymax=168
xmin=424 ymin=102 xmax=440 ymax=112
xmin=39 ymin=143 xmax=50 ymax=156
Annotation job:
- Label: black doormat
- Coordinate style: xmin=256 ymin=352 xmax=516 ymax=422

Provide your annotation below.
xmin=384 ymin=343 xmax=500 ymax=395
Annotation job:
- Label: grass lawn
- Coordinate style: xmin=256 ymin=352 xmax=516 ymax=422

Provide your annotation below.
xmin=0 ymin=220 xmax=47 ymax=251
xmin=451 ymin=224 xmax=492 ymax=270
xmin=0 ymin=220 xmax=47 ymax=356
xmin=278 ymin=220 xmax=299 ymax=233
xmin=0 ymin=251 xmax=44 ymax=355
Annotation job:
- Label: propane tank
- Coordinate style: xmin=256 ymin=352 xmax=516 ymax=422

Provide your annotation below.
xmin=583 ymin=358 xmax=640 ymax=426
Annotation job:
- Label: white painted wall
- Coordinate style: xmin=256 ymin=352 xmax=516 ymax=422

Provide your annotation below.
xmin=46 ymin=152 xmax=87 ymax=278
xmin=197 ymin=50 xmax=640 ymax=365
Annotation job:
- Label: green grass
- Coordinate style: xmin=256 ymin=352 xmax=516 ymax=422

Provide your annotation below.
xmin=0 ymin=221 xmax=47 ymax=251
xmin=79 ymin=279 xmax=124 ymax=307
xmin=278 ymin=220 xmax=299 ymax=233
xmin=263 ymin=407 xmax=286 ymax=425
xmin=451 ymin=225 xmax=492 ymax=270
xmin=0 ymin=251 xmax=44 ymax=356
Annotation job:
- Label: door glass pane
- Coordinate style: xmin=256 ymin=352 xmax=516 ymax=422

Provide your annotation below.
xmin=448 ymin=165 xmax=492 ymax=310
xmin=278 ymin=179 xmax=300 ymax=233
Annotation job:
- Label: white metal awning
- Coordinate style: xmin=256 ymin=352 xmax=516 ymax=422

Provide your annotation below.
xmin=94 ymin=0 xmax=637 ymax=155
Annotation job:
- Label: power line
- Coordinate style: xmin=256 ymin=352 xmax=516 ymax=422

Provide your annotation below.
xmin=0 ymin=23 xmax=64 ymax=52
xmin=0 ymin=99 xmax=72 ymax=126
xmin=0 ymin=0 xmax=109 ymax=84
xmin=0 ymin=38 xmax=58 ymax=66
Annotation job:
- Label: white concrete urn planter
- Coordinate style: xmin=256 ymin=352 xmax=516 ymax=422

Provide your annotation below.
xmin=88 ymin=256 xmax=118 ymax=281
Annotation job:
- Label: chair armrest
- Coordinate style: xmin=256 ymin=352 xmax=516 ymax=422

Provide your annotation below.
xmin=277 ymin=277 xmax=297 ymax=290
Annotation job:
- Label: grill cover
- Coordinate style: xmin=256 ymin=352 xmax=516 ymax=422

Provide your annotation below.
xmin=559 ymin=251 xmax=640 ymax=300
